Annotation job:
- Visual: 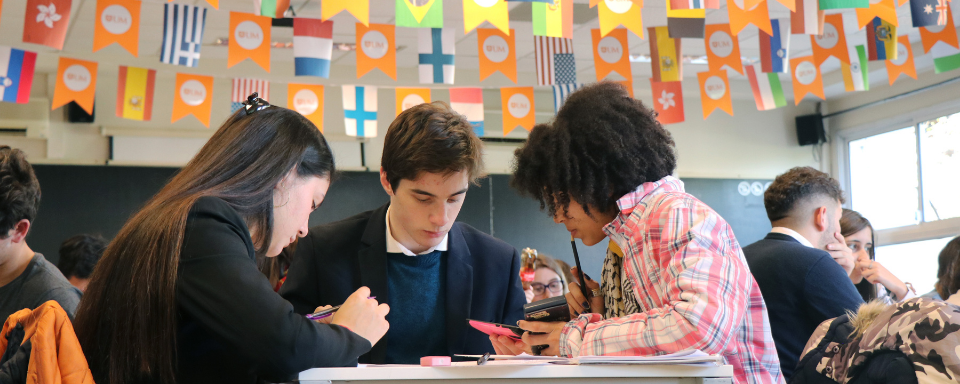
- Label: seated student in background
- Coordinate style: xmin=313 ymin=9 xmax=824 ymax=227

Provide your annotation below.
xmin=57 ymin=234 xmax=107 ymax=292
xmin=840 ymin=209 xmax=916 ymax=303
xmin=281 ymin=101 xmax=526 ymax=364
xmin=525 ymin=253 xmax=569 ymax=303
xmin=0 ymin=146 xmax=82 ymax=320
xmin=741 ymin=167 xmax=863 ymax=380
xmin=73 ymin=97 xmax=389 ymax=384
xmin=493 ymin=82 xmax=782 ymax=384
xmin=930 ymin=236 xmax=960 ymax=302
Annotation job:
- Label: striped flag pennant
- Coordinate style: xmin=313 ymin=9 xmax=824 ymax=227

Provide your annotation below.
xmin=161 ymin=3 xmax=207 ymax=68
xmin=931 ymin=43 xmax=960 ymax=73
xmin=116 ymin=66 xmax=155 ymax=121
xmin=0 ymin=46 xmax=37 ymax=104
xmin=231 ymin=78 xmax=270 ymax=114
xmin=866 ymin=17 xmax=897 ymax=60
xmin=820 ymin=0 xmax=868 ymax=10
xmin=534 ymin=36 xmax=577 ymax=86
xmin=257 ymin=0 xmax=290 ymax=18
xmin=552 ymin=83 xmax=581 ymax=113
xmin=648 ymin=26 xmax=682 ymax=82
xmin=532 ymin=0 xmax=573 ymax=39
xmin=841 ymin=45 xmax=869 ymax=92
xmin=449 ymin=88 xmax=485 ymax=136
xmin=745 ymin=64 xmax=787 ymax=111
xmin=669 ymin=0 xmax=720 ymax=9
xmin=293 ymin=18 xmax=333 ymax=78
xmin=792 ymin=0 xmax=824 ymax=35
xmin=342 ymin=85 xmax=378 ymax=138
xmin=418 ymin=28 xmax=455 ymax=84
xmin=759 ymin=19 xmax=790 ymax=73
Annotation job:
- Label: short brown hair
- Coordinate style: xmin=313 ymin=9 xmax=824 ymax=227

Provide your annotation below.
xmin=381 ymin=101 xmax=484 ymax=190
xmin=0 ymin=146 xmax=41 ymax=239
xmin=764 ymin=166 xmax=845 ymax=222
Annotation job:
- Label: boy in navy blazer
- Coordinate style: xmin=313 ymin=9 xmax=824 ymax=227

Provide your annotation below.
xmin=280 ymin=102 xmax=526 ymax=364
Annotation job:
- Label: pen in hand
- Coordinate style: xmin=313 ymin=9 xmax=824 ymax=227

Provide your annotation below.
xmin=306 ymin=296 xmax=376 ymax=321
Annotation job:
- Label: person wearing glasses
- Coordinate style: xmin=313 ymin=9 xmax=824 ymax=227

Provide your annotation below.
xmin=527 ymin=253 xmax=570 ymax=303
xmin=73 ymin=95 xmax=390 ymax=384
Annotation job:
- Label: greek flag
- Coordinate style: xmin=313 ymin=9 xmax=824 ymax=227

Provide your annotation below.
xmin=552 ymin=83 xmax=581 ymax=113
xmin=161 ymin=4 xmax=207 ymax=68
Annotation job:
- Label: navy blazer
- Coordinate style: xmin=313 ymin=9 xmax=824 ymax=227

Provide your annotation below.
xmin=280 ymin=203 xmax=526 ymax=364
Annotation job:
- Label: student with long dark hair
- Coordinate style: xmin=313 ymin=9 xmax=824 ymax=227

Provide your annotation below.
xmin=73 ymin=96 xmax=390 ymax=384
xmin=839 ymin=209 xmax=915 ymax=303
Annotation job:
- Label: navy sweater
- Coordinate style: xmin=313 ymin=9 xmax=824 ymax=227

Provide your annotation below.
xmin=384 ymin=250 xmax=447 ymax=364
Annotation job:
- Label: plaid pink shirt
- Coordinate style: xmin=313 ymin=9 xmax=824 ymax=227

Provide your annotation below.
xmin=559 ymin=176 xmax=784 ymax=384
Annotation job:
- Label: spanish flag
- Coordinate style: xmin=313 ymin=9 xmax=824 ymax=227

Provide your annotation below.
xmin=648 ymin=26 xmax=682 ymax=82
xmin=116 ymin=66 xmax=155 ymax=121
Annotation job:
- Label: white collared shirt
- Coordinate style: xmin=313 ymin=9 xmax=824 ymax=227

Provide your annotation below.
xmin=385 ymin=206 xmax=448 ymax=256
xmin=770 ymin=227 xmax=816 ymax=248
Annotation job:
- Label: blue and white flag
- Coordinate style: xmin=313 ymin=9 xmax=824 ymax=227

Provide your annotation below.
xmin=293 ymin=18 xmax=333 ymax=78
xmin=552 ymin=83 xmax=581 ymax=113
xmin=418 ymin=28 xmax=455 ymax=84
xmin=161 ymin=4 xmax=207 ymax=68
xmin=343 ymin=85 xmax=378 ymax=138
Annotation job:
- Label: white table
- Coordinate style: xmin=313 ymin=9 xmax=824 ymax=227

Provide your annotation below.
xmin=298 ymin=363 xmax=734 ymax=384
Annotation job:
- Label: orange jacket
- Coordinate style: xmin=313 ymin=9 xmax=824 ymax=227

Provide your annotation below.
xmin=0 ymin=301 xmax=95 ymax=384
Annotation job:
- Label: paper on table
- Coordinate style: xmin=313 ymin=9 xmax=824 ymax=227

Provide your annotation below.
xmin=573 ymin=350 xmax=722 ymax=365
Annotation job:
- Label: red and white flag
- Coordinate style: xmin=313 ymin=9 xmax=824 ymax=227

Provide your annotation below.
xmin=231 ymin=78 xmax=270 ymax=113
xmin=23 ymin=0 xmax=72 ymax=50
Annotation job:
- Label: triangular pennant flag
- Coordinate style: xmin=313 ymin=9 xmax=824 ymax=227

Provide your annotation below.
xmin=52 ymin=57 xmax=97 ymax=114
xmin=792 ymin=0 xmax=824 ymax=35
xmin=464 ymin=0 xmax=510 ymax=35
xmin=288 ymin=83 xmax=324 ymax=131
xmin=229 ymin=12 xmax=271 ymax=72
xmin=356 ymin=23 xmax=397 ymax=80
xmin=172 ymin=73 xmax=213 ymax=127
xmin=649 ymin=79 xmax=684 ymax=124
xmin=759 ymin=19 xmax=791 ymax=73
xmin=866 ymin=17 xmax=898 ymax=60
xmin=342 ymin=85 xmax=378 ymax=137
xmin=886 ymin=35 xmax=917 ymax=85
xmin=0 ymin=46 xmax=38 ymax=104
xmin=911 ymin=0 xmax=950 ymax=28
xmin=667 ymin=0 xmax=706 ymax=38
xmin=501 ymin=87 xmax=535 ymax=135
xmin=705 ymin=24 xmax=743 ymax=74
xmin=168 ymin=0 xmax=218 ymax=9
xmin=597 ymin=0 xmax=644 ymax=38
xmin=259 ymin=0 xmax=291 ymax=18
xmin=857 ymin=0 xmax=897 ymax=28
xmin=616 ymin=80 xmax=635 ymax=98
xmin=534 ymin=36 xmax=577 ymax=85
xmin=94 ymin=0 xmax=140 ymax=57
xmin=116 ymin=66 xmax=155 ymax=121
xmin=24 ymin=0 xmax=72 ymax=50
xmin=592 ymin=28 xmax=632 ymax=80
xmin=776 ymin=0 xmax=797 ymax=11
xmin=533 ymin=0 xmax=573 ymax=39
xmin=648 ymin=26 xmax=683 ymax=82
xmin=323 ymin=0 xmax=369 ymax=26
xmin=478 ymin=28 xmax=518 ymax=83
xmin=820 ymin=0 xmax=868 ymax=10
xmin=552 ymin=83 xmax=581 ymax=112
xmin=230 ymin=78 xmax=269 ymax=114
xmin=449 ymin=88 xmax=485 ymax=136
xmin=161 ymin=4 xmax=206 ymax=68
xmin=697 ymin=70 xmax=733 ymax=118
xmin=727 ymin=0 xmax=773 ymax=35
xmin=396 ymin=0 xmax=443 ymax=28
xmin=811 ymin=14 xmax=850 ymax=66
xmin=293 ymin=18 xmax=333 ymax=78
xmin=841 ymin=45 xmax=869 ymax=91
xmin=920 ymin=8 xmax=959 ymax=53
xmin=791 ymin=55 xmax=824 ymax=105
xmin=419 ymin=28 xmax=456 ymax=84
xmin=668 ymin=0 xmax=719 ymax=9
xmin=745 ymin=64 xmax=787 ymax=110
xmin=396 ymin=88 xmax=431 ymax=116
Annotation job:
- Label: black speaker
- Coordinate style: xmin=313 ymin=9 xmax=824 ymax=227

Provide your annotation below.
xmin=66 ymin=101 xmax=95 ymax=123
xmin=795 ymin=113 xmax=825 ymax=146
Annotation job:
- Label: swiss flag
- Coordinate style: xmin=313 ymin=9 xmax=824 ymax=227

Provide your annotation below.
xmin=23 ymin=0 xmax=72 ymax=50
xmin=649 ymin=79 xmax=685 ymax=125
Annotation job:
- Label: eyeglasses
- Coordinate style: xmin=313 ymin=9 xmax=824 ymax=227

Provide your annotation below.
xmin=242 ymin=92 xmax=271 ymax=115
xmin=530 ymin=279 xmax=563 ymax=295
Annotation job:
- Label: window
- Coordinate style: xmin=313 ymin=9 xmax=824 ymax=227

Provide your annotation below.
xmin=848 ymin=127 xmax=919 ymax=230
xmin=875 ymin=236 xmax=955 ymax=296
xmin=919 ymin=112 xmax=960 ymax=222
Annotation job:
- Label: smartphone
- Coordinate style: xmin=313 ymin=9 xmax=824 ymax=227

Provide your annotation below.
xmin=467 ymin=319 xmax=525 ymax=340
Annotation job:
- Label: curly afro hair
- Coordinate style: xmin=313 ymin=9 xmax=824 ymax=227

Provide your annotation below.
xmin=510 ymin=82 xmax=677 ymax=218
xmin=764 ymin=166 xmax=844 ymax=222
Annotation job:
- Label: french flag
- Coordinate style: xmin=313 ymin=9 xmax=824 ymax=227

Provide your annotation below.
xmin=0 ymin=46 xmax=37 ymax=104
xmin=293 ymin=18 xmax=333 ymax=78
xmin=449 ymin=88 xmax=484 ymax=136
xmin=759 ymin=19 xmax=790 ymax=73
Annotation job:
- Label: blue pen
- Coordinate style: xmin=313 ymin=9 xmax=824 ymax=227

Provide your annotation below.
xmin=306 ymin=296 xmax=376 ymax=321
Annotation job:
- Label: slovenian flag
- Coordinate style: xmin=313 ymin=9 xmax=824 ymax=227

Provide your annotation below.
xmin=866 ymin=17 xmax=897 ymax=60
xmin=449 ymin=88 xmax=484 ymax=136
xmin=294 ymin=18 xmax=333 ymax=78
xmin=0 ymin=46 xmax=37 ymax=104
xmin=343 ymin=85 xmax=378 ymax=138
xmin=759 ymin=19 xmax=790 ymax=73
xmin=746 ymin=64 xmax=786 ymax=111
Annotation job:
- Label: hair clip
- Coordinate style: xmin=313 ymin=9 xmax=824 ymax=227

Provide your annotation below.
xmin=242 ymin=92 xmax=271 ymax=115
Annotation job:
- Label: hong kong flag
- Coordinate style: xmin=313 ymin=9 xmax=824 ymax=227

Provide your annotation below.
xmin=23 ymin=0 xmax=73 ymax=50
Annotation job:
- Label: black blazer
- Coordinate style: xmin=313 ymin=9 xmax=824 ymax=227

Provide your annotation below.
xmin=280 ymin=203 xmax=526 ymax=364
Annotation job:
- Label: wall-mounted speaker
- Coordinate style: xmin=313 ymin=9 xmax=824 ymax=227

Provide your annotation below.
xmin=66 ymin=101 xmax=95 ymax=123
xmin=795 ymin=113 xmax=825 ymax=146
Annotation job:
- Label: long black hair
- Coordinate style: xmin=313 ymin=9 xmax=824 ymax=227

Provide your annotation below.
xmin=840 ymin=209 xmax=876 ymax=301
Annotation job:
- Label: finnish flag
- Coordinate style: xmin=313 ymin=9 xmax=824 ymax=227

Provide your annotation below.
xmin=343 ymin=85 xmax=378 ymax=138
xmin=161 ymin=4 xmax=207 ymax=68
xmin=418 ymin=28 xmax=455 ymax=84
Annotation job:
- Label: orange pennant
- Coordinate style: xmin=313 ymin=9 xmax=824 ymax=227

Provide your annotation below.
xmin=886 ymin=35 xmax=917 ymax=85
xmin=592 ymin=28 xmax=632 ymax=81
xmin=52 ymin=57 xmax=97 ymax=114
xmin=501 ymin=87 xmax=535 ymax=135
xmin=856 ymin=0 xmax=897 ymax=28
xmin=464 ymin=0 xmax=510 ymax=35
xmin=478 ymin=28 xmax=517 ymax=83
xmin=920 ymin=8 xmax=959 ymax=53
xmin=697 ymin=70 xmax=733 ymax=118
xmin=396 ymin=88 xmax=431 ymax=116
xmin=598 ymin=0 xmax=644 ymax=38
xmin=167 ymin=0 xmax=217 ymax=9
xmin=775 ymin=0 xmax=796 ymax=11
xmin=288 ymin=83 xmax=325 ymax=132
xmin=356 ymin=23 xmax=396 ymax=80
xmin=172 ymin=73 xmax=213 ymax=127
xmin=704 ymin=24 xmax=743 ymax=74
xmin=615 ymin=80 xmax=635 ymax=98
xmin=791 ymin=55 xmax=824 ymax=105
xmin=323 ymin=0 xmax=368 ymax=26
xmin=727 ymin=0 xmax=773 ymax=35
xmin=94 ymin=0 xmax=140 ymax=57
xmin=811 ymin=14 xmax=850 ymax=66
xmin=228 ymin=12 xmax=272 ymax=72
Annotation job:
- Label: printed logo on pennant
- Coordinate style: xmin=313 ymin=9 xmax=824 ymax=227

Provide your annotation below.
xmin=288 ymin=83 xmax=325 ymax=131
xmin=172 ymin=73 xmax=213 ymax=127
xmin=356 ymin=23 xmax=397 ymax=80
xmin=811 ymin=14 xmax=850 ymax=66
xmin=728 ymin=0 xmax=772 ymax=35
xmin=95 ymin=0 xmax=140 ymax=56
xmin=478 ymin=28 xmax=517 ymax=83
xmin=791 ymin=56 xmax=824 ymax=105
xmin=597 ymin=0 xmax=644 ymax=38
xmin=592 ymin=28 xmax=632 ymax=81
xmin=886 ymin=35 xmax=917 ymax=85
xmin=52 ymin=57 xmax=97 ymax=114
xmin=501 ymin=86 xmax=535 ymax=135
xmin=697 ymin=70 xmax=733 ymax=118
xmin=705 ymin=24 xmax=743 ymax=74
xmin=395 ymin=88 xmax=431 ymax=116
xmin=229 ymin=12 xmax=271 ymax=72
